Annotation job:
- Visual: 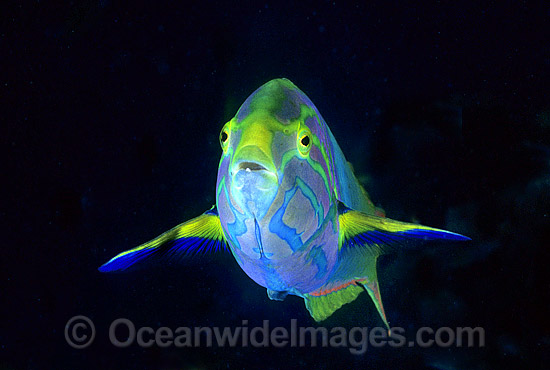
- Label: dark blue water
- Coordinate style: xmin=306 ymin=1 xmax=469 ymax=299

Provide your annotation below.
xmin=3 ymin=1 xmax=549 ymax=369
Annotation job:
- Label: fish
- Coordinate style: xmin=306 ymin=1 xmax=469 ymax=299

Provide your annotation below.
xmin=99 ymin=78 xmax=469 ymax=327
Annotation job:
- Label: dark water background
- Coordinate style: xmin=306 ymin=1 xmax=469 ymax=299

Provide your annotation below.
xmin=3 ymin=1 xmax=549 ymax=369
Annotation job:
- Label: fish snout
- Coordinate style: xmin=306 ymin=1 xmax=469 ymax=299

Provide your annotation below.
xmin=232 ymin=162 xmax=278 ymax=191
xmin=230 ymin=150 xmax=278 ymax=217
xmin=230 ymin=145 xmax=278 ymax=188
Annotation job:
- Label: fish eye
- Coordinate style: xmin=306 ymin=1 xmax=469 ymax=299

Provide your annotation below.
xmin=219 ymin=123 xmax=230 ymax=151
xmin=297 ymin=130 xmax=312 ymax=156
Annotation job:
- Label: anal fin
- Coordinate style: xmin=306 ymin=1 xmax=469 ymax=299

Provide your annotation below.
xmin=304 ymin=280 xmax=364 ymax=322
xmin=304 ymin=274 xmax=389 ymax=329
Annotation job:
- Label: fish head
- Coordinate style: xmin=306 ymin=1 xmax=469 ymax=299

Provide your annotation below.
xmin=216 ymin=79 xmax=336 ymax=266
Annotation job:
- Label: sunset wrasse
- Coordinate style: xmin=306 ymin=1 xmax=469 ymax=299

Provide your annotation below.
xmin=99 ymin=79 xmax=469 ymax=327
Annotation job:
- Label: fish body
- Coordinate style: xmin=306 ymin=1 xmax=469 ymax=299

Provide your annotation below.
xmin=217 ymin=80 xmax=378 ymax=295
xmin=100 ymin=79 xmax=468 ymax=326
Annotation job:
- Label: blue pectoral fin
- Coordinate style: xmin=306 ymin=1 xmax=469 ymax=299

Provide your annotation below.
xmin=338 ymin=202 xmax=470 ymax=253
xmin=99 ymin=206 xmax=227 ymax=273
xmin=309 ymin=203 xmax=471 ymax=327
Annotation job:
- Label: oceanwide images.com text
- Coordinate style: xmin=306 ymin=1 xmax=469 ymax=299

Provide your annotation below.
xmin=65 ymin=316 xmax=485 ymax=355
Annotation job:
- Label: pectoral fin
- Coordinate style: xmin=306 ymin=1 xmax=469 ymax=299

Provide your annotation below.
xmin=304 ymin=203 xmax=469 ymax=327
xmin=337 ymin=202 xmax=470 ymax=251
xmin=98 ymin=206 xmax=227 ymax=272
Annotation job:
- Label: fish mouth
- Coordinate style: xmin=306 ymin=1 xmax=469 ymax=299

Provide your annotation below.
xmin=231 ymin=160 xmax=278 ymax=192
xmin=236 ymin=161 xmax=268 ymax=172
xmin=230 ymin=158 xmax=278 ymax=219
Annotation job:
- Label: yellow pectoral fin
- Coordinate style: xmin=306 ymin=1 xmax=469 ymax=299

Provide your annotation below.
xmin=313 ymin=203 xmax=470 ymax=327
xmin=98 ymin=206 xmax=226 ymax=273
xmin=338 ymin=202 xmax=470 ymax=252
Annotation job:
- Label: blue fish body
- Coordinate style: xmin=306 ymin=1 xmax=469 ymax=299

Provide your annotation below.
xmin=100 ymin=79 xmax=469 ymax=326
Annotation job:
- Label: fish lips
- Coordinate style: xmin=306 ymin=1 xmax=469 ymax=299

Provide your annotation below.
xmin=231 ymin=161 xmax=278 ymax=218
